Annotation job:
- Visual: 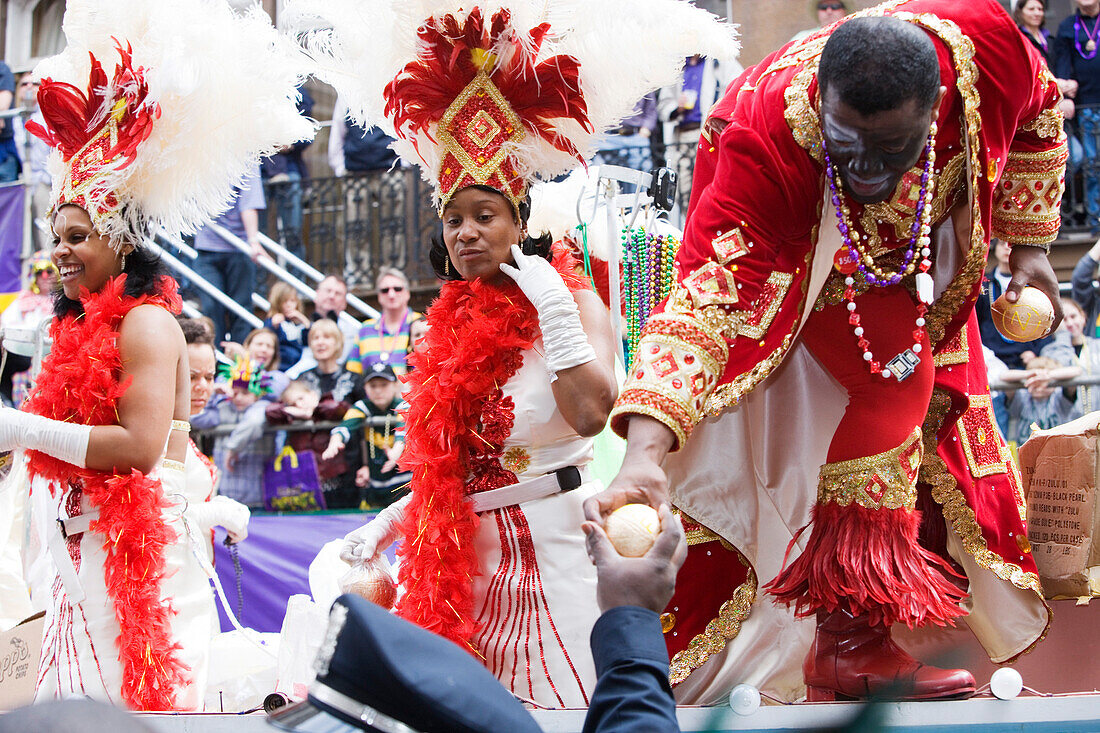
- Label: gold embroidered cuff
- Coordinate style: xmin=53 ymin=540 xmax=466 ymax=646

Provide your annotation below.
xmin=613 ymin=312 xmax=729 ymax=449
xmin=171 ymin=419 xmax=191 ymax=433
xmin=817 ymin=427 xmax=923 ymax=510
xmin=991 ymin=142 xmax=1068 ymax=248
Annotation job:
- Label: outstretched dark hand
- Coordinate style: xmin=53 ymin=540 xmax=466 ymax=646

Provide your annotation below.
xmin=583 ymin=500 xmax=687 ymax=613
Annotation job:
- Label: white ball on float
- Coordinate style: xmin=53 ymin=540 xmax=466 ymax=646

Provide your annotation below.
xmin=990 ymin=667 xmax=1023 ymax=700
xmin=728 ymin=683 xmax=761 ymax=715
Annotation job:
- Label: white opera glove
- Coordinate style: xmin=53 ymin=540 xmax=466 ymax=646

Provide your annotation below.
xmin=340 ymin=493 xmax=411 ymax=565
xmin=499 ymin=244 xmax=596 ymax=381
xmin=185 ymin=495 xmax=251 ymax=543
xmin=0 ymin=405 xmax=92 ymax=468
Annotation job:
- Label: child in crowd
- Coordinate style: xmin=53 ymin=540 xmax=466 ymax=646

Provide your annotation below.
xmin=266 ymin=379 xmax=360 ymax=508
xmin=221 ymin=327 xmax=289 ymax=398
xmin=190 ymin=356 xmax=276 ymax=507
xmin=264 ymin=282 xmax=310 ymax=368
xmin=323 ymin=362 xmax=409 ymax=508
xmin=1007 ymin=355 xmax=1083 ymax=446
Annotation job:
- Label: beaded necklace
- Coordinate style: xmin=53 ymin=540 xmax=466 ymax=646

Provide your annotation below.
xmin=822 ymin=121 xmax=937 ymax=381
xmin=1076 ymin=12 xmax=1100 ymax=59
xmin=622 ymin=226 xmax=679 ymax=366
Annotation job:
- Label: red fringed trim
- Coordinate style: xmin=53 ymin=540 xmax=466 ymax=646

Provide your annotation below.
xmin=396 ymin=248 xmax=584 ymax=648
xmin=24 ymin=274 xmax=188 ymax=710
xmin=765 ymin=502 xmax=968 ymax=629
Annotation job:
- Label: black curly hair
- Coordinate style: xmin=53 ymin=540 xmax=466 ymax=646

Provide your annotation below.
xmin=429 ymin=185 xmax=553 ymax=282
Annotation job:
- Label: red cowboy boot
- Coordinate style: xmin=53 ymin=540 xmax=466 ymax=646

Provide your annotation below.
xmin=804 ymin=607 xmax=976 ymax=701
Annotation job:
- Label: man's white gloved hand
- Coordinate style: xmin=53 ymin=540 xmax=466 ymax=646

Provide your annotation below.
xmin=186 ymin=495 xmax=251 ymax=543
xmin=340 ymin=493 xmax=411 ymax=565
xmin=0 ymin=405 xmax=92 ymax=467
xmin=499 ymin=244 xmax=596 ymax=380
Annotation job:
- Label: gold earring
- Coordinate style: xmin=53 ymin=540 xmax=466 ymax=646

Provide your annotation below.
xmin=120 ymin=251 xmax=127 ymax=270
xmin=444 ymin=255 xmax=450 ymax=277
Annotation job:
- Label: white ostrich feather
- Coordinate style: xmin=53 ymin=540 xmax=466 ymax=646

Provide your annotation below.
xmin=35 ymin=0 xmax=316 ymax=247
xmin=287 ymin=0 xmax=738 ymax=203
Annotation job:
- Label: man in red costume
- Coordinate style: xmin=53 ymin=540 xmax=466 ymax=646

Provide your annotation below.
xmin=599 ymin=0 xmax=1066 ymax=703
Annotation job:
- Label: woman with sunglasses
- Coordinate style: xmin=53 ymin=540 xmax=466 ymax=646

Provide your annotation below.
xmin=347 ymin=267 xmax=421 ymax=378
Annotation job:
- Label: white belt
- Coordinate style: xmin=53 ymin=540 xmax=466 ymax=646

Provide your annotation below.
xmin=468 ymin=466 xmax=587 ymax=514
xmin=47 ymin=508 xmax=102 ymax=604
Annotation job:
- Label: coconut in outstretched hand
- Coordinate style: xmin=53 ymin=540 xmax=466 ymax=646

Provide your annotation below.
xmin=605 ymin=503 xmax=661 ymax=557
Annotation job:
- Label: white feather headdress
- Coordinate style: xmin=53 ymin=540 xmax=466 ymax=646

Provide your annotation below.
xmin=288 ymin=0 xmax=738 ymax=212
xmin=29 ymin=0 xmax=316 ymax=251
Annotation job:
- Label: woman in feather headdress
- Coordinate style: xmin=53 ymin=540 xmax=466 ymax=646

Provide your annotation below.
xmin=294 ymin=0 xmax=737 ymax=705
xmin=0 ymin=0 xmax=312 ymax=710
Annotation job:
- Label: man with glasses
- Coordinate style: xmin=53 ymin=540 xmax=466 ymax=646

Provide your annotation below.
xmin=347 ymin=267 xmax=422 ymax=378
xmin=791 ymin=0 xmax=851 ymax=43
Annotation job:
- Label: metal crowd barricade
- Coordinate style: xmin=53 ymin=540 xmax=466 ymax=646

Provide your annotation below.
xmin=988 ymin=373 xmax=1100 ymax=392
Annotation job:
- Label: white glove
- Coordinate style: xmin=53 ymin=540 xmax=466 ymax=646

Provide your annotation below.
xmin=340 ymin=493 xmax=411 ymax=565
xmin=185 ymin=495 xmax=251 ymax=543
xmin=0 ymin=406 xmax=92 ymax=467
xmin=499 ymin=244 xmax=597 ymax=381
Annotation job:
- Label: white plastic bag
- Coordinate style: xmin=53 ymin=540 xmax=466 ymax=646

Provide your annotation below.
xmin=274 ymin=594 xmax=329 ymax=700
xmin=338 ymin=555 xmax=397 ymax=609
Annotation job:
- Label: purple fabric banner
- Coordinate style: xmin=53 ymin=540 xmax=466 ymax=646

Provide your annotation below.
xmin=213 ymin=511 xmax=397 ymax=633
xmin=0 ymin=185 xmax=25 ymax=295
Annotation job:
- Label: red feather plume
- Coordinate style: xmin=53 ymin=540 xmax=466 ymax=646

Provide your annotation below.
xmin=26 ymin=39 xmax=157 ymax=168
xmin=383 ymin=9 xmax=591 ymax=160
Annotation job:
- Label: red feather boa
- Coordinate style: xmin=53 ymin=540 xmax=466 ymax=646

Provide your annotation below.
xmin=396 ymin=250 xmax=585 ymax=648
xmin=23 ymin=274 xmax=188 ymax=711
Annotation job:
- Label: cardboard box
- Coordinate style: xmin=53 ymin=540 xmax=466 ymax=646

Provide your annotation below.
xmin=1018 ymin=412 xmax=1100 ymax=599
xmin=0 ymin=612 xmax=44 ymax=711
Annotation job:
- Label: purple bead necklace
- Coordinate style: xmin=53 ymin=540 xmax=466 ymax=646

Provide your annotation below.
xmin=822 ymin=121 xmax=938 ymax=379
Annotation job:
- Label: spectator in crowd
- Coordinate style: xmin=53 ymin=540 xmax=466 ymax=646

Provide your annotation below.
xmin=977 ymin=239 xmax=1054 ymax=369
xmin=287 ymin=317 xmax=365 ymax=402
xmin=790 ymin=0 xmax=850 ymax=43
xmin=193 ymin=164 xmax=266 ymax=343
xmin=1055 ymin=0 xmax=1100 ymax=233
xmin=328 ymin=94 xmax=399 ymax=176
xmin=407 ymin=317 xmax=429 ymax=357
xmin=260 ymin=84 xmax=314 ymax=263
xmin=1042 ymin=297 xmax=1100 ymax=413
xmin=1071 ymin=237 xmax=1100 ymax=336
xmin=660 ymin=55 xmax=735 ymax=147
xmin=291 ymin=274 xmax=360 ymax=374
xmin=347 ymin=267 xmax=421 ymax=378
xmin=267 ymin=379 xmax=359 ymax=508
xmin=1016 ymin=0 xmax=1053 ymax=61
xmin=0 ymin=252 xmax=55 ymax=406
xmin=324 ymin=361 xmax=409 ymax=508
xmin=596 ymin=91 xmax=659 ymax=173
xmin=1007 ymin=354 xmax=1083 ymax=445
xmin=0 ymin=61 xmax=19 ymax=182
xmin=190 ymin=356 xmax=275 ymax=508
xmin=13 ymin=73 xmax=52 ymax=248
xmin=224 ymin=326 xmax=289 ymax=398
xmin=1014 ymin=1 xmax=1080 ymax=144
xmin=263 ymin=281 xmax=310 ymax=368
